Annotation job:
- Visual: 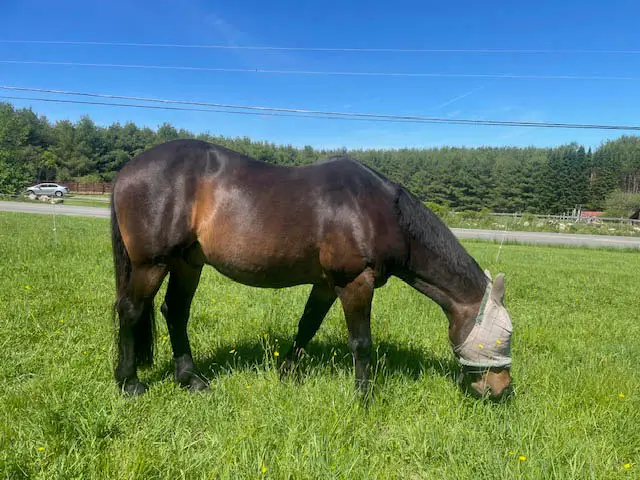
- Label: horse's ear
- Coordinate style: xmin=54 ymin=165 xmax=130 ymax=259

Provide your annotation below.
xmin=484 ymin=269 xmax=492 ymax=281
xmin=491 ymin=273 xmax=506 ymax=304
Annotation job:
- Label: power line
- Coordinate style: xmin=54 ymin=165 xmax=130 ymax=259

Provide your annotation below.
xmin=2 ymin=59 xmax=639 ymax=81
xmin=2 ymin=39 xmax=640 ymax=55
xmin=0 ymin=95 xmax=428 ymax=124
xmin=2 ymin=85 xmax=640 ymax=131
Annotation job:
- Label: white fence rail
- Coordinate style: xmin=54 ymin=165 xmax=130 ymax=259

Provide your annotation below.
xmin=488 ymin=212 xmax=640 ymax=225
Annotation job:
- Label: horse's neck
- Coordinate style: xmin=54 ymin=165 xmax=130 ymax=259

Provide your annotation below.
xmin=399 ymin=236 xmax=488 ymax=335
xmin=392 ymin=187 xmax=487 ymax=319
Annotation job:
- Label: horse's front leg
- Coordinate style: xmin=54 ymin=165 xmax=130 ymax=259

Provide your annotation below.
xmin=161 ymin=260 xmax=208 ymax=391
xmin=281 ymin=284 xmax=336 ymax=376
xmin=338 ymin=269 xmax=374 ymax=396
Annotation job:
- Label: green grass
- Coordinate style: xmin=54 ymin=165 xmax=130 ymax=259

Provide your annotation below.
xmin=456 ymin=215 xmax=640 ymax=237
xmin=445 ymin=213 xmax=640 ymax=238
xmin=61 ymin=195 xmax=109 ymax=208
xmin=0 ymin=212 xmax=638 ymax=479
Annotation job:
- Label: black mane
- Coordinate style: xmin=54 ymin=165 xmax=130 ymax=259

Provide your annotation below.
xmin=394 ymin=186 xmax=487 ymax=298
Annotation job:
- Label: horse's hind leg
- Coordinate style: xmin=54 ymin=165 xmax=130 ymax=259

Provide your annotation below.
xmin=115 ymin=264 xmax=167 ymax=396
xmin=160 ymin=260 xmax=208 ymax=391
xmin=282 ymin=284 xmax=336 ymax=374
xmin=338 ymin=269 xmax=374 ymax=396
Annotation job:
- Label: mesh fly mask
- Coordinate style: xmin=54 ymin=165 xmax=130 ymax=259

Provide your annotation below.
xmin=453 ymin=271 xmax=513 ymax=369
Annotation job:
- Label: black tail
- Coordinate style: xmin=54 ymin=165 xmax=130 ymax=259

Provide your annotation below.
xmin=111 ymin=194 xmax=155 ymax=367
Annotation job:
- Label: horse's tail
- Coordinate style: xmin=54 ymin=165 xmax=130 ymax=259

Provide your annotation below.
xmin=111 ymin=194 xmax=131 ymax=313
xmin=111 ymin=192 xmax=155 ymax=367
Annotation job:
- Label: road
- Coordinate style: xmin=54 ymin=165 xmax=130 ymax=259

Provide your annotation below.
xmin=451 ymin=227 xmax=640 ymax=249
xmin=0 ymin=200 xmax=110 ymax=219
xmin=2 ymin=201 xmax=639 ymax=249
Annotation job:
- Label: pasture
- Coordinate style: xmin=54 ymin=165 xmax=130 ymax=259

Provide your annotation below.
xmin=0 ymin=212 xmax=638 ymax=479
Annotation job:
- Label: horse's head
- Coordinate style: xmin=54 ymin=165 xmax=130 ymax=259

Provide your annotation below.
xmin=452 ymin=271 xmax=513 ymax=401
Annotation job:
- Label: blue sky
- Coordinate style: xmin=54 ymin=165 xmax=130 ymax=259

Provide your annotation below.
xmin=1 ymin=0 xmax=639 ymax=149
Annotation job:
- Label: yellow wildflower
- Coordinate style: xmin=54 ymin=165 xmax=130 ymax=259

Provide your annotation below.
xmin=477 ymin=344 xmax=484 ymax=349
xmin=229 ymin=349 xmax=236 ymax=354
xmin=623 ymin=463 xmax=633 ymax=469
xmin=496 ymin=340 xmax=502 ymax=345
xmin=519 ymin=456 xmax=527 ymax=462
xmin=618 ymin=393 xmax=626 ymax=399
xmin=273 ymin=351 xmax=280 ymax=357
xmin=25 ymin=285 xmax=30 ymax=290
xmin=37 ymin=446 xmax=45 ymax=452
xmin=261 ymin=464 xmax=268 ymax=474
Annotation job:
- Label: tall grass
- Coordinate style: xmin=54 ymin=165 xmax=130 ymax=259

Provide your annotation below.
xmin=0 ymin=212 xmax=638 ymax=479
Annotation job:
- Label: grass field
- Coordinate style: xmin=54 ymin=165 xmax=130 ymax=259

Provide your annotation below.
xmin=61 ymin=194 xmax=110 ymax=208
xmin=1 ymin=212 xmax=639 ymax=479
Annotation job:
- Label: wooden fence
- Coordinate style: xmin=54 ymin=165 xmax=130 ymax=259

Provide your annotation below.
xmin=59 ymin=182 xmax=113 ymax=194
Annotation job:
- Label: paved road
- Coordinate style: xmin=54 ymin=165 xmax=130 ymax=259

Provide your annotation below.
xmin=451 ymin=227 xmax=640 ymax=249
xmin=2 ymin=201 xmax=639 ymax=249
xmin=0 ymin=201 xmax=110 ymax=218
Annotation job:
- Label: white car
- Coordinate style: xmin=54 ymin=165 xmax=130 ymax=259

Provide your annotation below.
xmin=26 ymin=183 xmax=69 ymax=197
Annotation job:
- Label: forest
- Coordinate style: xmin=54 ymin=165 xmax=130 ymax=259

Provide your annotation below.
xmin=1 ymin=102 xmax=640 ymax=214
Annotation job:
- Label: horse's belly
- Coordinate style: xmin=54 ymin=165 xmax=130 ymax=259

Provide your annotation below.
xmin=200 ymin=233 xmax=322 ymax=288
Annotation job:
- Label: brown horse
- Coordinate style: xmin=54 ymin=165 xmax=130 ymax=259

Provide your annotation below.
xmin=111 ymin=139 xmax=513 ymax=400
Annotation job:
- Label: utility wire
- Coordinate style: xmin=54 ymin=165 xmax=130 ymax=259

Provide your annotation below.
xmin=0 ymin=95 xmax=428 ymax=124
xmin=2 ymin=60 xmax=639 ymax=81
xmin=2 ymin=85 xmax=640 ymax=131
xmin=2 ymin=39 xmax=640 ymax=55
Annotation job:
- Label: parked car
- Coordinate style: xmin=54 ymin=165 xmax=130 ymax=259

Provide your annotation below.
xmin=26 ymin=183 xmax=70 ymax=197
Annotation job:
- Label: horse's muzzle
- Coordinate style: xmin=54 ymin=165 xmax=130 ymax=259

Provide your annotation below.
xmin=460 ymin=367 xmax=512 ymax=401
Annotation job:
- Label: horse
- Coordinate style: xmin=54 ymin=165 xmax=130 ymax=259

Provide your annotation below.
xmin=110 ymin=139 xmax=514 ymax=400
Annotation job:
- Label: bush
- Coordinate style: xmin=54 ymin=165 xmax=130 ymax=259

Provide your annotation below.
xmin=73 ymin=173 xmax=102 ymax=184
xmin=457 ymin=209 xmax=491 ymax=221
xmin=424 ymin=202 xmax=450 ymax=219
xmin=604 ymin=190 xmax=640 ymax=218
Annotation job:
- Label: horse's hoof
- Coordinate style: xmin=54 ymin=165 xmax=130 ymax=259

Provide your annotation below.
xmin=187 ymin=375 xmax=209 ymax=392
xmin=355 ymin=380 xmax=374 ymax=405
xmin=279 ymin=359 xmax=297 ymax=380
xmin=122 ymin=380 xmax=147 ymax=396
xmin=177 ymin=372 xmax=209 ymax=392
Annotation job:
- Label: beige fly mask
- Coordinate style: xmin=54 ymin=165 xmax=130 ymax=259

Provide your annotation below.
xmin=453 ymin=271 xmax=513 ymax=369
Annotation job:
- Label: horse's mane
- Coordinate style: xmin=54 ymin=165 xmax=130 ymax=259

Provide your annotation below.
xmin=393 ymin=186 xmax=487 ymax=294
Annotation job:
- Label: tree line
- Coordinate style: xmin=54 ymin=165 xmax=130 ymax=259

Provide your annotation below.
xmin=1 ymin=102 xmax=639 ymax=214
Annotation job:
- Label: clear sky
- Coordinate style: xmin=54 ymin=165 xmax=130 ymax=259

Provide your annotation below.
xmin=1 ymin=0 xmax=639 ymax=149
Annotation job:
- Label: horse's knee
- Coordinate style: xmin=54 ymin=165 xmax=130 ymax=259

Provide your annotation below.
xmin=117 ymin=295 xmax=144 ymax=324
xmin=349 ymin=336 xmax=372 ymax=358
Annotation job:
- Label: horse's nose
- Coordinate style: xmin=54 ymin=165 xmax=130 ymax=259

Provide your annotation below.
xmin=487 ymin=380 xmax=511 ymax=401
xmin=469 ymin=380 xmax=510 ymax=400
xmin=464 ymin=369 xmax=511 ymax=401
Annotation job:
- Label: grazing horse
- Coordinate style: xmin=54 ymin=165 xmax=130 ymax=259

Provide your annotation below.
xmin=111 ymin=139 xmax=513 ymax=400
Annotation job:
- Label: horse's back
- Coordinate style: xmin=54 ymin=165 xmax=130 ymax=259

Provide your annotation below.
xmin=113 ymin=140 xmax=405 ymax=287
